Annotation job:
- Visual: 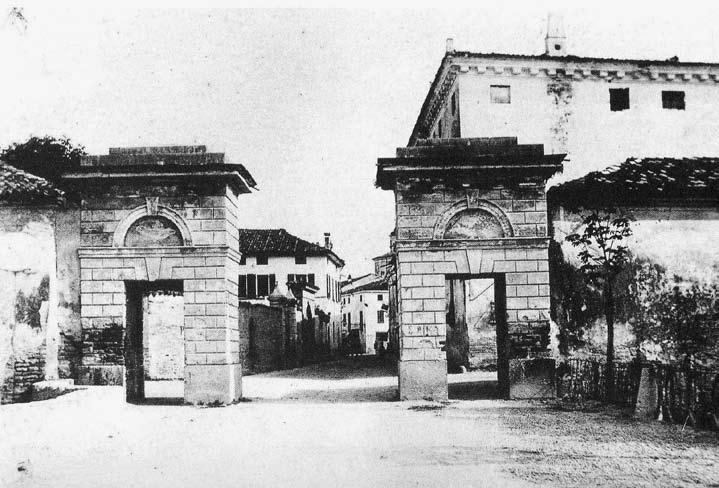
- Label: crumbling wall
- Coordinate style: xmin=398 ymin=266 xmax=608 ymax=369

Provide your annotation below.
xmin=0 ymin=207 xmax=57 ymax=402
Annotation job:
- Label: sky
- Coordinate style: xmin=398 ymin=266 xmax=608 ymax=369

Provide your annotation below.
xmin=2 ymin=4 xmax=719 ymax=275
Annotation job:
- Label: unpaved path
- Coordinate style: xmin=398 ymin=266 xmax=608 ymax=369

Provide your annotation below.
xmin=2 ymin=357 xmax=718 ymax=488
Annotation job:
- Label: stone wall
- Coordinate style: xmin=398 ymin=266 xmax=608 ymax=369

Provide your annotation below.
xmin=77 ymin=181 xmax=243 ymax=403
xmin=394 ymin=181 xmax=552 ymax=400
xmin=239 ymin=302 xmax=284 ymax=373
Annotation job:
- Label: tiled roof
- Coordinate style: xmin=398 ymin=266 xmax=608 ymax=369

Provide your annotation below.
xmin=348 ymin=278 xmax=388 ymax=293
xmin=548 ymin=157 xmax=719 ymax=210
xmin=238 ymin=228 xmax=345 ymax=266
xmin=0 ymin=162 xmax=65 ymax=204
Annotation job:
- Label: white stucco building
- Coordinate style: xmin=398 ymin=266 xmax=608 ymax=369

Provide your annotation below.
xmin=418 ymin=20 xmax=719 ymax=182
xmin=341 ymin=275 xmax=389 ymax=354
xmin=238 ymin=229 xmax=345 ymax=350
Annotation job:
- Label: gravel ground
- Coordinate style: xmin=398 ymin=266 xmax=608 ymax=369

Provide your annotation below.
xmin=2 ymin=357 xmax=717 ymax=488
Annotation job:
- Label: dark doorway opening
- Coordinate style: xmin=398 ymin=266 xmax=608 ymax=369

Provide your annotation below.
xmin=124 ymin=280 xmax=184 ymax=404
xmin=445 ymin=274 xmax=509 ymax=399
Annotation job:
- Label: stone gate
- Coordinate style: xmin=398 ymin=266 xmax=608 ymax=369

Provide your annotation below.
xmin=377 ymin=137 xmax=564 ymax=401
xmin=62 ymin=146 xmax=256 ymax=404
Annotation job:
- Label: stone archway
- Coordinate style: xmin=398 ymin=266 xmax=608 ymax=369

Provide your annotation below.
xmin=433 ymin=199 xmax=514 ymax=240
xmin=70 ymin=145 xmax=253 ymax=405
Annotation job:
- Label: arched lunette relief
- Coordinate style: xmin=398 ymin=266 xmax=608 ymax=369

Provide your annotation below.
xmin=113 ymin=203 xmax=193 ymax=247
xmin=433 ymin=199 xmax=513 ymax=240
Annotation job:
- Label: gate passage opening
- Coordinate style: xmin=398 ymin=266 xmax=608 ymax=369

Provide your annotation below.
xmin=124 ymin=280 xmax=184 ymax=404
xmin=446 ymin=275 xmax=509 ymax=400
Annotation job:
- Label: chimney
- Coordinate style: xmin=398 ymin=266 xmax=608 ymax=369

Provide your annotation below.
xmin=446 ymin=38 xmax=455 ymax=54
xmin=324 ymin=232 xmax=332 ymax=250
xmin=545 ymin=12 xmax=567 ymax=57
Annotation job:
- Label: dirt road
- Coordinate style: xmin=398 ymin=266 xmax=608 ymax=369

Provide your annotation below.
xmin=2 ymin=357 xmax=717 ymax=487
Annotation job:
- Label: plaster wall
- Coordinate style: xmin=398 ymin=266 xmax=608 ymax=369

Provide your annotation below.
xmin=0 ymin=206 xmax=81 ymax=402
xmin=454 ymin=70 xmax=719 ymax=179
xmin=341 ymin=289 xmax=389 ymax=354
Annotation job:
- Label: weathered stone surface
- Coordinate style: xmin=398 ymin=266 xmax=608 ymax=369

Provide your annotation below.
xmin=398 ymin=360 xmax=448 ymax=401
xmin=184 ymin=363 xmax=242 ymax=405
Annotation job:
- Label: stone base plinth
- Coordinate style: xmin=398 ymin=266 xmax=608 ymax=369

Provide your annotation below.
xmin=398 ymin=360 xmax=447 ymax=401
xmin=77 ymin=365 xmax=124 ymax=386
xmin=184 ymin=363 xmax=242 ymax=405
xmin=508 ymin=358 xmax=555 ymax=399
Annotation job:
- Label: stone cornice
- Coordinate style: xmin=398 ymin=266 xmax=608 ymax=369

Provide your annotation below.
xmin=78 ymin=245 xmax=242 ymax=263
xmin=396 ymin=237 xmax=550 ymax=250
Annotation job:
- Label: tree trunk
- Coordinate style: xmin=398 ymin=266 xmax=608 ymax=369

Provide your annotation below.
xmin=605 ymin=279 xmax=615 ymax=402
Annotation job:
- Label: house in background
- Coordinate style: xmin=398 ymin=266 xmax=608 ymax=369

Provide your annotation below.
xmin=341 ymin=274 xmax=389 ymax=355
xmin=238 ymin=228 xmax=345 ymax=352
xmin=421 ymin=18 xmax=719 ymax=181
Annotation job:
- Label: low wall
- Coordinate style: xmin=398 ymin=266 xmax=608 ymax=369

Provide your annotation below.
xmin=239 ymin=302 xmax=285 ymax=373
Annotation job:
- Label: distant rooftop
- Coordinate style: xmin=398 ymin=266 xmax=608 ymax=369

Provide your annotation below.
xmin=548 ymin=157 xmax=719 ymax=210
xmin=238 ymin=228 xmax=345 ymax=267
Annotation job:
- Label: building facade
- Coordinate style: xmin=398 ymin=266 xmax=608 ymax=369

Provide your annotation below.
xmin=341 ymin=276 xmax=389 ymax=354
xmin=237 ymin=228 xmax=345 ymax=353
xmin=418 ymin=26 xmax=719 ymax=181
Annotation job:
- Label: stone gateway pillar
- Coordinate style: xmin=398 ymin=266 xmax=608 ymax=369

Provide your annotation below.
xmin=376 ymin=138 xmax=564 ymax=401
xmin=64 ymin=146 xmax=256 ymax=405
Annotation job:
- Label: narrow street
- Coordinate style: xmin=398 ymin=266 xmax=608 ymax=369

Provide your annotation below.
xmin=2 ymin=357 xmax=718 ymax=488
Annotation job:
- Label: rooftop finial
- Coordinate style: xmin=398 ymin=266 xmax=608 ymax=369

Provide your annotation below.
xmin=545 ymin=12 xmax=566 ymax=57
xmin=446 ymin=38 xmax=455 ymax=54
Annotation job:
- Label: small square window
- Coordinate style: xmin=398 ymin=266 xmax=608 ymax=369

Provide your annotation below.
xmin=490 ymin=85 xmax=511 ymax=104
xmin=662 ymin=91 xmax=685 ymax=110
xmin=377 ymin=294 xmax=383 ymax=301
xmin=294 ymin=254 xmax=306 ymax=265
xmin=256 ymin=254 xmax=268 ymax=265
xmin=609 ymin=88 xmax=629 ymax=111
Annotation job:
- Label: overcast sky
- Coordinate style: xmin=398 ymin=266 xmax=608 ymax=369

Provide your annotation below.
xmin=2 ymin=5 xmax=719 ymax=275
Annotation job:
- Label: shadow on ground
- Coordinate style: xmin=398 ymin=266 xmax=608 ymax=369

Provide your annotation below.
xmin=243 ymin=355 xmax=399 ymax=403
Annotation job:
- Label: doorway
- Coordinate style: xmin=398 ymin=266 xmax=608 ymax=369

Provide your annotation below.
xmin=124 ymin=280 xmax=184 ymax=403
xmin=446 ymin=274 xmax=509 ymax=399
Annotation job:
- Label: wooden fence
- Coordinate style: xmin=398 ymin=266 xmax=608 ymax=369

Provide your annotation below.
xmin=556 ymin=358 xmax=719 ymax=430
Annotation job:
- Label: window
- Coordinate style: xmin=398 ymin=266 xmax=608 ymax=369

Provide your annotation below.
xmin=377 ymin=294 xmax=384 ymax=301
xmin=609 ymin=88 xmax=629 ymax=111
xmin=294 ymin=254 xmax=306 ymax=264
xmin=490 ymin=85 xmax=511 ymax=104
xmin=451 ymin=92 xmax=457 ymax=115
xmin=438 ymin=120 xmax=443 ymax=138
xmin=256 ymin=253 xmax=268 ymax=265
xmin=359 ymin=295 xmax=363 ymax=302
xmin=239 ymin=274 xmax=275 ymax=298
xmin=662 ymin=91 xmax=685 ymax=110
xmin=359 ymin=311 xmax=364 ymax=328
xmin=239 ymin=254 xmax=246 ymax=265
xmin=287 ymin=273 xmax=315 ymax=286
xmin=377 ymin=310 xmax=385 ymax=324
